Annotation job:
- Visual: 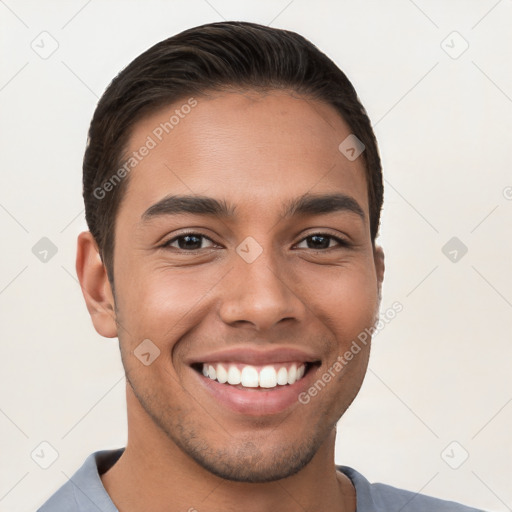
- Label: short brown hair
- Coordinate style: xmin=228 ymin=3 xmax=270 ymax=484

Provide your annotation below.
xmin=83 ymin=21 xmax=383 ymax=285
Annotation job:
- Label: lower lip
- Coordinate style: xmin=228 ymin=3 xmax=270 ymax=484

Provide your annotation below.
xmin=194 ymin=366 xmax=316 ymax=416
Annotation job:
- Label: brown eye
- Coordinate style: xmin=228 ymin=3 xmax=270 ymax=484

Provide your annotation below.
xmin=295 ymin=234 xmax=347 ymax=250
xmin=164 ymin=233 xmax=215 ymax=251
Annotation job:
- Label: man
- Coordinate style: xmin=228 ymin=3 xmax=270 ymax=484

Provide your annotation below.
xmin=38 ymin=21 xmax=484 ymax=512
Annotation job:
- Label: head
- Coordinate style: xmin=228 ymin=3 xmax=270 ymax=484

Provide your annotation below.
xmin=77 ymin=21 xmax=385 ymax=483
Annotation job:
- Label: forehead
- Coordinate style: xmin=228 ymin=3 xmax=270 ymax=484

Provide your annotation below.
xmin=118 ymin=90 xmax=369 ymax=223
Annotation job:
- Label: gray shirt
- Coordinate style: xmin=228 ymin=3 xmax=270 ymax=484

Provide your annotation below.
xmin=37 ymin=448 xmax=485 ymax=511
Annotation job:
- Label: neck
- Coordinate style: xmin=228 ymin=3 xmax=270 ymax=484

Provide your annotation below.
xmin=101 ymin=385 xmax=356 ymax=512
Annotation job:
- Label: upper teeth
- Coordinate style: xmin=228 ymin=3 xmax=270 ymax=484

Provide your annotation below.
xmin=201 ymin=363 xmax=306 ymax=388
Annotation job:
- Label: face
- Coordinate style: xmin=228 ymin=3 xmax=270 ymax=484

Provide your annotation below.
xmin=91 ymin=89 xmax=384 ymax=482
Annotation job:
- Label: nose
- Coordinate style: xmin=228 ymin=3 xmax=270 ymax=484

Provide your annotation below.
xmin=218 ymin=249 xmax=306 ymax=332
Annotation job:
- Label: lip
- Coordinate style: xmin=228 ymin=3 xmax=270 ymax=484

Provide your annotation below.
xmin=192 ymin=361 xmax=319 ymax=416
xmin=187 ymin=346 xmax=319 ymax=366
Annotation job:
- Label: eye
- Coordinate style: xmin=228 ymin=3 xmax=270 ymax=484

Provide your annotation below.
xmin=162 ymin=232 xmax=348 ymax=252
xmin=295 ymin=233 xmax=348 ymax=250
xmin=163 ymin=233 xmax=217 ymax=251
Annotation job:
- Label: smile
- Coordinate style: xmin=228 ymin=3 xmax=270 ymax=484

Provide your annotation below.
xmin=200 ymin=362 xmax=307 ymax=389
xmin=191 ymin=361 xmax=320 ymax=416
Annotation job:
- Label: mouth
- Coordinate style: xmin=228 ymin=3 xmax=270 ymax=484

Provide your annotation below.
xmin=190 ymin=357 xmax=321 ymax=416
xmin=191 ymin=361 xmax=314 ymax=390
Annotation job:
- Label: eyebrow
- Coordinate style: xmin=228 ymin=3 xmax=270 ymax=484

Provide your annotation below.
xmin=140 ymin=193 xmax=365 ymax=223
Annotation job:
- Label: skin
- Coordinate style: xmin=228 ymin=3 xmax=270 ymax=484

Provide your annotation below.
xmin=76 ymin=89 xmax=385 ymax=512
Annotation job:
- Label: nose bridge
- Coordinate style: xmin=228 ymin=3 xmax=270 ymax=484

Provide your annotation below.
xmin=218 ymin=240 xmax=304 ymax=330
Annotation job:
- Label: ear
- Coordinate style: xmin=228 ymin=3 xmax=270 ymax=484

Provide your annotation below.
xmin=76 ymin=231 xmax=118 ymax=338
xmin=373 ymin=243 xmax=385 ymax=298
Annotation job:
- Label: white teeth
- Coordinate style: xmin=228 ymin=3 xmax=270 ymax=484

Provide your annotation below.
xmin=216 ymin=364 xmax=228 ymax=384
xmin=277 ymin=367 xmax=288 ymax=385
xmin=259 ymin=366 xmax=277 ymax=388
xmin=241 ymin=366 xmax=259 ymax=387
xmin=227 ymin=365 xmax=241 ymax=385
xmin=287 ymin=364 xmax=297 ymax=385
xmin=201 ymin=362 xmax=307 ymax=389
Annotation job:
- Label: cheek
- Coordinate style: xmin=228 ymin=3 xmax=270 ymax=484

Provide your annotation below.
xmin=302 ymin=262 xmax=379 ymax=342
xmin=114 ymin=264 xmax=222 ymax=345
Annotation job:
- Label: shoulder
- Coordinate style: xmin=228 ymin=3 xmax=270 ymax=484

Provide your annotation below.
xmin=369 ymin=481 xmax=486 ymax=512
xmin=338 ymin=466 xmax=486 ymax=512
xmin=37 ymin=479 xmax=77 ymax=511
xmin=37 ymin=449 xmax=124 ymax=512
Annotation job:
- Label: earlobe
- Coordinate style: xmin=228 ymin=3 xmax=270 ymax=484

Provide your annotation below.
xmin=75 ymin=231 xmax=118 ymax=338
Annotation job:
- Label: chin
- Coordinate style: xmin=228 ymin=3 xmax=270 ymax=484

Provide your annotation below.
xmin=182 ymin=437 xmax=319 ymax=483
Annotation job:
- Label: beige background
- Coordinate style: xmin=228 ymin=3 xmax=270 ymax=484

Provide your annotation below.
xmin=1 ymin=1 xmax=511 ymax=511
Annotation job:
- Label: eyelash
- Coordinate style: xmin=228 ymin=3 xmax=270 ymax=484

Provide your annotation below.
xmin=161 ymin=231 xmax=350 ymax=252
